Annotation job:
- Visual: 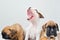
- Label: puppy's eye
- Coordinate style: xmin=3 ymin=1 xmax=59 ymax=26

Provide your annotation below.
xmin=47 ymin=26 xmax=51 ymax=28
xmin=47 ymin=27 xmax=50 ymax=30
xmin=47 ymin=26 xmax=52 ymax=30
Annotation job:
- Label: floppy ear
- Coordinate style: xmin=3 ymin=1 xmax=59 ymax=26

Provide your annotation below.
xmin=42 ymin=23 xmax=47 ymax=32
xmin=56 ymin=23 xmax=59 ymax=31
xmin=35 ymin=9 xmax=44 ymax=18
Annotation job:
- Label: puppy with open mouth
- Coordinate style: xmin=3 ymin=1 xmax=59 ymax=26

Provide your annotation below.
xmin=25 ymin=7 xmax=44 ymax=40
xmin=40 ymin=20 xmax=59 ymax=40
xmin=1 ymin=23 xmax=25 ymax=40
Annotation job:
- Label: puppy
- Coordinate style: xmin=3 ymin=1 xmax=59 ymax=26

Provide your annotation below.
xmin=25 ymin=7 xmax=44 ymax=40
xmin=1 ymin=23 xmax=25 ymax=40
xmin=40 ymin=20 xmax=59 ymax=40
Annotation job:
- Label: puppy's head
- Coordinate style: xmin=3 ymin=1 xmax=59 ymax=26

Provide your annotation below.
xmin=42 ymin=20 xmax=59 ymax=38
xmin=1 ymin=26 xmax=17 ymax=39
xmin=27 ymin=7 xmax=44 ymax=21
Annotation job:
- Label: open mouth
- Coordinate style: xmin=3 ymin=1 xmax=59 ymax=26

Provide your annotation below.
xmin=27 ymin=15 xmax=34 ymax=20
xmin=50 ymin=37 xmax=54 ymax=39
xmin=27 ymin=7 xmax=34 ymax=20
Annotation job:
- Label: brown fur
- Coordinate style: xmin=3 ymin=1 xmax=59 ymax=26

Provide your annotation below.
xmin=42 ymin=20 xmax=58 ymax=32
xmin=40 ymin=36 xmax=47 ymax=40
xmin=40 ymin=20 xmax=58 ymax=40
xmin=2 ymin=23 xmax=25 ymax=40
xmin=35 ymin=9 xmax=44 ymax=18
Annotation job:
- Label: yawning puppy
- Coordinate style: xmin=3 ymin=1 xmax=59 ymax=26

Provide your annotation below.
xmin=25 ymin=7 xmax=44 ymax=40
xmin=1 ymin=23 xmax=25 ymax=40
xmin=40 ymin=20 xmax=59 ymax=40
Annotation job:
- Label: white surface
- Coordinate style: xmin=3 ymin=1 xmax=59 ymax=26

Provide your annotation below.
xmin=0 ymin=0 xmax=60 ymax=40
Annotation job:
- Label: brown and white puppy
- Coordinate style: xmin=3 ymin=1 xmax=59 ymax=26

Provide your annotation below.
xmin=40 ymin=20 xmax=59 ymax=40
xmin=1 ymin=23 xmax=25 ymax=40
xmin=25 ymin=7 xmax=44 ymax=40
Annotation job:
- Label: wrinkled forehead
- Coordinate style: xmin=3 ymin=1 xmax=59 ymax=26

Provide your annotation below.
xmin=46 ymin=22 xmax=56 ymax=27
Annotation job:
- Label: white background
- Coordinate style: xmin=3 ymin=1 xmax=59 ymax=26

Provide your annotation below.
xmin=0 ymin=0 xmax=60 ymax=40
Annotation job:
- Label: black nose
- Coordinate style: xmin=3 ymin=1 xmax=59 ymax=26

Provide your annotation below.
xmin=1 ymin=32 xmax=11 ymax=39
xmin=50 ymin=31 xmax=54 ymax=35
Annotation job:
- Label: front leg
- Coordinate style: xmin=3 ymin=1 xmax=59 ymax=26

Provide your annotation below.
xmin=36 ymin=33 xmax=40 ymax=40
xmin=25 ymin=32 xmax=29 ymax=40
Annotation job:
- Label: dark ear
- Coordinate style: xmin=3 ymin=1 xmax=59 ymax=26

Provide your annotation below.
xmin=35 ymin=9 xmax=44 ymax=18
xmin=56 ymin=23 xmax=59 ymax=31
xmin=42 ymin=23 xmax=47 ymax=32
xmin=9 ymin=29 xmax=17 ymax=35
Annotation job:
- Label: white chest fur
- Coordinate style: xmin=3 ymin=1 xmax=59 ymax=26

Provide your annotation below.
xmin=29 ymin=26 xmax=39 ymax=38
